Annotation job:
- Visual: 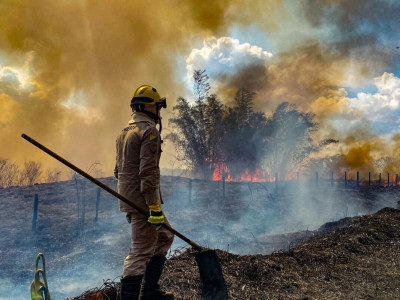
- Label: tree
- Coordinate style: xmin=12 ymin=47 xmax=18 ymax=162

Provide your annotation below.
xmin=204 ymin=94 xmax=225 ymax=170
xmin=193 ymin=69 xmax=211 ymax=101
xmin=19 ymin=160 xmax=42 ymax=186
xmin=168 ymin=72 xmax=334 ymax=181
xmin=168 ymin=70 xmax=224 ymax=179
xmin=233 ymin=88 xmax=255 ymax=126
xmin=220 ymin=88 xmax=269 ymax=179
xmin=0 ymin=159 xmax=19 ymax=188
xmin=264 ymin=102 xmax=326 ymax=176
xmin=303 ymin=154 xmax=341 ymax=177
xmin=45 ymin=167 xmax=62 ymax=183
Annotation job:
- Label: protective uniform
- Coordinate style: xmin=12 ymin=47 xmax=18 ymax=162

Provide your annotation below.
xmin=115 ymin=86 xmax=174 ymax=299
xmin=115 ymin=112 xmax=174 ymax=276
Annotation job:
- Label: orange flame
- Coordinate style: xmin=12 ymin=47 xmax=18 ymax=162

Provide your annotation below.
xmin=211 ymin=162 xmax=298 ymax=182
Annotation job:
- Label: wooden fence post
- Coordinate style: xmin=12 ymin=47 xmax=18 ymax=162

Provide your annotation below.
xmin=32 ymin=194 xmax=38 ymax=232
xmin=95 ymin=188 xmax=101 ymax=222
xmin=222 ymin=176 xmax=225 ymax=201
xmin=189 ymin=179 xmax=192 ymax=203
xmin=357 ymin=171 xmax=359 ymax=187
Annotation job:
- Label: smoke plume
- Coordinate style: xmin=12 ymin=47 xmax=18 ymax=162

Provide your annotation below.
xmin=1 ymin=0 xmax=400 ymax=176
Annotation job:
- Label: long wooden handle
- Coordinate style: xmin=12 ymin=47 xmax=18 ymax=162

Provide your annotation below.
xmin=21 ymin=133 xmax=203 ymax=251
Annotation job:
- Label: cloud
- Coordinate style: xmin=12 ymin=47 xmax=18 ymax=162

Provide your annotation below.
xmin=186 ymin=37 xmax=273 ymax=91
xmin=348 ymin=73 xmax=400 ymax=130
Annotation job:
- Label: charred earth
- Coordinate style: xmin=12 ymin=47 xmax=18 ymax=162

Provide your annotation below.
xmin=1 ymin=176 xmax=400 ymax=299
xmin=71 ymin=207 xmax=400 ymax=300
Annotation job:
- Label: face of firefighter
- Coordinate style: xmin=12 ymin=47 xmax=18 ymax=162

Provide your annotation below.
xmin=144 ymin=103 xmax=162 ymax=117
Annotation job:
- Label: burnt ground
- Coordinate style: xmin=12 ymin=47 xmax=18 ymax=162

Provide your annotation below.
xmin=1 ymin=176 xmax=400 ymax=299
xmin=70 ymin=207 xmax=400 ymax=300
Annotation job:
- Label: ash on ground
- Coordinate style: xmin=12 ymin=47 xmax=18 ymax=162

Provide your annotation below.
xmin=70 ymin=207 xmax=400 ymax=300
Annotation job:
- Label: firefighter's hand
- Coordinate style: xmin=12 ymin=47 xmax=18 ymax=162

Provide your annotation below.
xmin=148 ymin=203 xmax=164 ymax=230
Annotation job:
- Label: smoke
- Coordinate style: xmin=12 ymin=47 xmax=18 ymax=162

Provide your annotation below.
xmin=183 ymin=1 xmax=400 ymax=174
xmin=0 ymin=0 xmax=248 ymax=176
xmin=2 ymin=0 xmax=400 ymax=177
xmin=185 ymin=36 xmax=273 ymax=98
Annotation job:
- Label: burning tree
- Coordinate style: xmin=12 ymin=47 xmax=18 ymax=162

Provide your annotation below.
xmin=219 ymin=88 xmax=269 ymax=180
xmin=169 ymin=70 xmax=333 ymax=181
xmin=168 ymin=70 xmax=224 ymax=179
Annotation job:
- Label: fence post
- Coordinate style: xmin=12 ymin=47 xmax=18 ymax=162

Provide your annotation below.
xmin=357 ymin=171 xmax=359 ymax=187
xmin=345 ymin=171 xmax=347 ymax=188
xmin=379 ymin=173 xmax=381 ymax=186
xmin=331 ymin=171 xmax=333 ymax=187
xmin=32 ymin=194 xmax=38 ymax=232
xmin=369 ymin=172 xmax=371 ymax=186
xmin=95 ymin=188 xmax=101 ymax=222
xmin=189 ymin=179 xmax=192 ymax=203
xmin=222 ymin=176 xmax=225 ymax=201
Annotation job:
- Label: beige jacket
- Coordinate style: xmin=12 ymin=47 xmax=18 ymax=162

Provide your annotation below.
xmin=114 ymin=112 xmax=162 ymax=214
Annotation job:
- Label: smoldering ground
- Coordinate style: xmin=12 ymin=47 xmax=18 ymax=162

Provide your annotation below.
xmin=1 ymin=171 xmax=399 ymax=298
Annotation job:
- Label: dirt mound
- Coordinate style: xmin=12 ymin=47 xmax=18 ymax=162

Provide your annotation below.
xmin=68 ymin=207 xmax=400 ymax=300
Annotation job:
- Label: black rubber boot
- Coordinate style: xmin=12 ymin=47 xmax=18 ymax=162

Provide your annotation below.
xmin=120 ymin=274 xmax=143 ymax=300
xmin=139 ymin=255 xmax=174 ymax=300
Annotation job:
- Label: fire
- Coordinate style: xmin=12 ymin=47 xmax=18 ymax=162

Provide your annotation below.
xmin=212 ymin=163 xmax=231 ymax=181
xmin=212 ymin=162 xmax=280 ymax=182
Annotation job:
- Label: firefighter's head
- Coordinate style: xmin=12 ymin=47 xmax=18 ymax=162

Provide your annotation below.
xmin=130 ymin=85 xmax=166 ymax=116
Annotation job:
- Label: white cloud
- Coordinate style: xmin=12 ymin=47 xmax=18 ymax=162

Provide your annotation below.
xmin=185 ymin=37 xmax=273 ymax=80
xmin=0 ymin=52 xmax=33 ymax=88
xmin=348 ymin=72 xmax=400 ymax=124
xmin=326 ymin=72 xmax=400 ymax=136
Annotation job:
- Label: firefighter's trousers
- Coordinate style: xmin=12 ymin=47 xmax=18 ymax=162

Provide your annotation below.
xmin=123 ymin=213 xmax=174 ymax=277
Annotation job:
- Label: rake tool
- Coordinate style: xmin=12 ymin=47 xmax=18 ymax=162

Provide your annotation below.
xmin=21 ymin=133 xmax=228 ymax=300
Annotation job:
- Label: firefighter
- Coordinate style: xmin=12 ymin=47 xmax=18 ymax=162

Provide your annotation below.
xmin=115 ymin=85 xmax=174 ymax=300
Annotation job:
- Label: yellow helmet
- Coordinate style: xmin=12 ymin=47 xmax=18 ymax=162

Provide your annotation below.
xmin=130 ymin=85 xmax=166 ymax=109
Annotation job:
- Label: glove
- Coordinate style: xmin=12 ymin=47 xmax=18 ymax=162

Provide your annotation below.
xmin=148 ymin=203 xmax=164 ymax=230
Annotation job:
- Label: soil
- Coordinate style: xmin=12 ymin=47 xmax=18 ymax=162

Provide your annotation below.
xmin=69 ymin=207 xmax=400 ymax=300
